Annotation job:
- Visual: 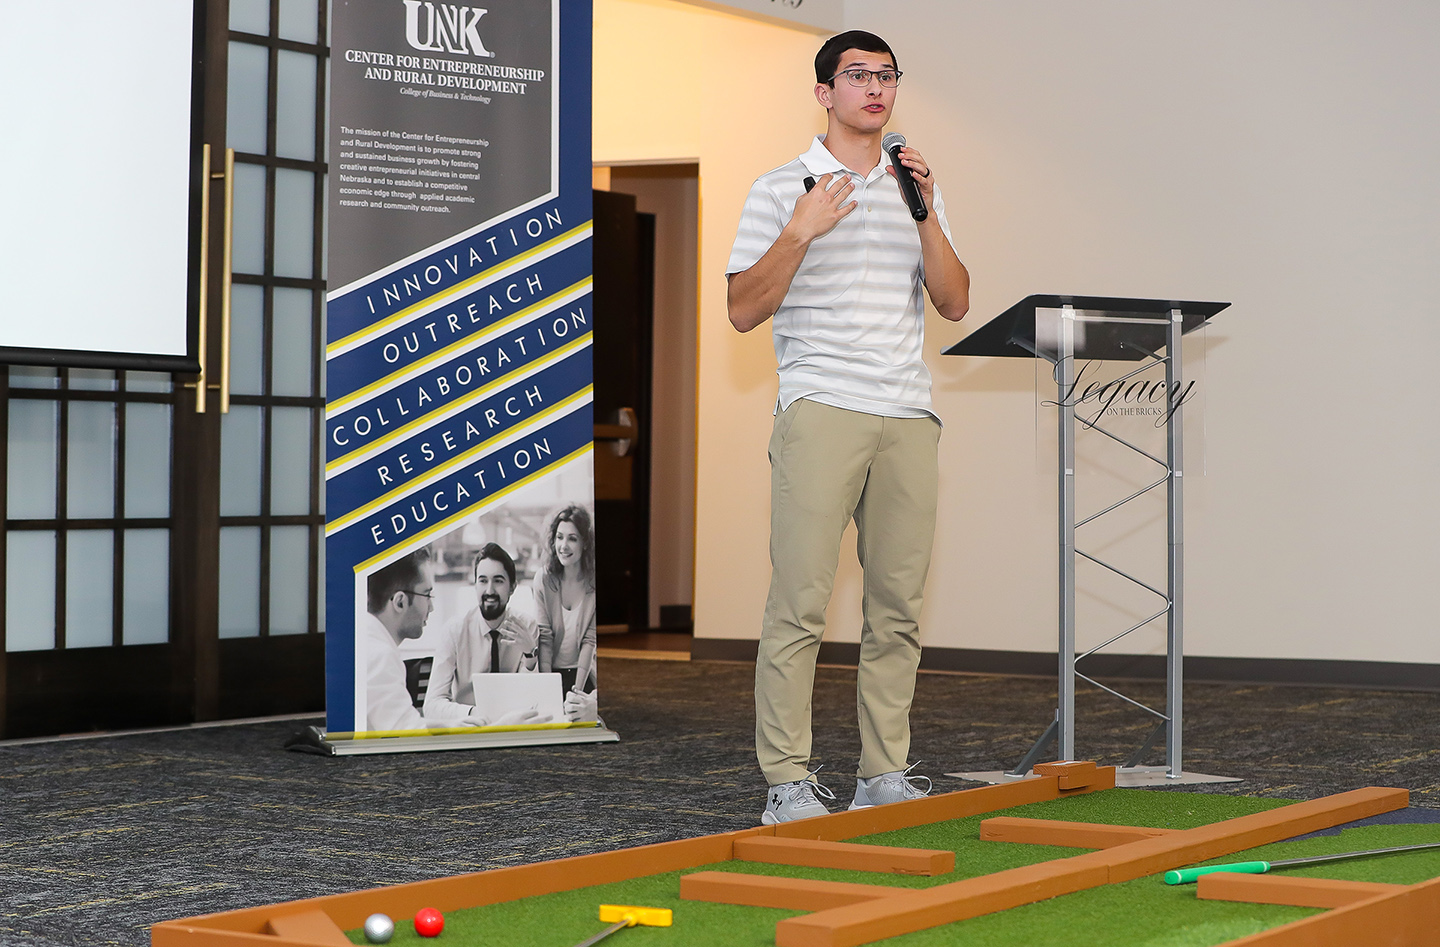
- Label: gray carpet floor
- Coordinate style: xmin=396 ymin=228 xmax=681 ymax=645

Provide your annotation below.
xmin=1 ymin=657 xmax=1436 ymax=946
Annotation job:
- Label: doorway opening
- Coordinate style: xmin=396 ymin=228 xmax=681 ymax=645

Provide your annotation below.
xmin=592 ymin=162 xmax=699 ymax=656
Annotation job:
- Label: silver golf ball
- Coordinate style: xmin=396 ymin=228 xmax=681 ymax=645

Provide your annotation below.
xmin=363 ymin=912 xmax=395 ymax=944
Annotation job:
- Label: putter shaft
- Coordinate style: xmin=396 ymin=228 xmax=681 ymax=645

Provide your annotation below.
xmin=1269 ymin=841 xmax=1440 ymax=868
xmin=573 ymin=918 xmax=631 ymax=947
xmin=1166 ymin=840 xmax=1440 ymax=885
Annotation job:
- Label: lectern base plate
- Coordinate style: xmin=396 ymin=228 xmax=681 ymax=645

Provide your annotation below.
xmin=947 ymin=765 xmax=1243 ymax=788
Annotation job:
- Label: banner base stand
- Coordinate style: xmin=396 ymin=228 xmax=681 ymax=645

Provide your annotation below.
xmin=285 ymin=724 xmax=619 ymax=756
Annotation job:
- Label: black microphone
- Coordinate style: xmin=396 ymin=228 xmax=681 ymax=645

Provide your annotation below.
xmin=882 ymin=132 xmax=928 ymax=222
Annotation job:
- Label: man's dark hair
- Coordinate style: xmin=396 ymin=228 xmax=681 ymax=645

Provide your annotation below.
xmin=815 ymin=30 xmax=896 ymax=85
xmin=471 ymin=542 xmax=517 ymax=587
xmin=366 ymin=549 xmax=430 ymax=614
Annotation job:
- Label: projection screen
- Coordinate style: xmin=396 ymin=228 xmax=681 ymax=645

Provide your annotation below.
xmin=0 ymin=0 xmax=201 ymax=371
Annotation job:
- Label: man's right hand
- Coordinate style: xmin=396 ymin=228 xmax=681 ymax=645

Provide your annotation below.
xmin=727 ymin=173 xmax=857 ymax=333
xmin=786 ymin=173 xmax=856 ymax=244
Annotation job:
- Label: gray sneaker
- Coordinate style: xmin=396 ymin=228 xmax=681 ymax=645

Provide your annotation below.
xmin=848 ymin=762 xmax=932 ymax=810
xmin=761 ymin=772 xmax=836 ymax=824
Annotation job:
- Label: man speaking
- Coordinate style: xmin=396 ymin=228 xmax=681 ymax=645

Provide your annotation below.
xmin=726 ymin=30 xmax=969 ymax=824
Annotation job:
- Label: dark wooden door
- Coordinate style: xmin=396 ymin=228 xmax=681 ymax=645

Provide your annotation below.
xmin=203 ymin=0 xmax=329 ymax=719
xmin=0 ymin=0 xmax=330 ymax=738
xmin=590 ymin=190 xmax=655 ymax=633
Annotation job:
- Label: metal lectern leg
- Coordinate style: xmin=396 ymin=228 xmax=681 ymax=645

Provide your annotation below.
xmin=1058 ymin=305 xmax=1077 ymax=762
xmin=1007 ymin=714 xmax=1060 ymax=778
xmin=1166 ymin=307 xmax=1184 ymax=778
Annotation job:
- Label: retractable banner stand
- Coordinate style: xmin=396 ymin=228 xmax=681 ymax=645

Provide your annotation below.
xmin=322 ymin=0 xmax=612 ymax=754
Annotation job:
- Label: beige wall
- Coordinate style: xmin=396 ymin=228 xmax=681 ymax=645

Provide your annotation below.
xmin=600 ymin=0 xmax=1440 ymax=667
xmin=836 ymin=0 xmax=1440 ymax=665
xmin=671 ymin=0 xmax=841 ymax=33
xmin=594 ymin=0 xmax=824 ymax=641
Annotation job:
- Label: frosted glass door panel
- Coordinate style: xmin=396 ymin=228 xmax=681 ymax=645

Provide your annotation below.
xmin=65 ymin=531 xmax=115 ymax=649
xmin=273 ymin=170 xmax=315 ymax=279
xmin=125 ymin=371 xmax=174 ymax=393
xmin=125 ymin=403 xmax=173 ymax=519
xmin=315 ymin=539 xmax=326 ymax=633
xmin=276 ymin=51 xmax=319 ymax=161
xmin=230 ymin=0 xmax=269 ymax=34
xmin=6 ymin=532 xmax=56 ymax=652
xmin=270 ymin=408 xmax=314 ymax=516
xmin=230 ymin=283 xmax=266 ymax=396
xmin=278 ymin=0 xmax=320 ymax=43
xmin=69 ymin=369 xmax=117 ymax=392
xmin=269 ymin=526 xmax=311 ymax=636
xmin=271 ymin=288 xmax=315 ymax=396
xmin=9 ymin=367 xmax=59 ymax=390
xmin=67 ymin=402 xmax=117 ymax=519
xmin=221 ymin=406 xmax=265 ymax=517
xmin=219 ymin=527 xmax=262 ymax=639
xmin=123 ymin=530 xmax=171 ymax=646
xmin=7 ymin=401 xmax=57 ymax=520
xmin=232 ymin=162 xmax=268 ymax=275
xmin=227 ymin=40 xmax=269 ymax=155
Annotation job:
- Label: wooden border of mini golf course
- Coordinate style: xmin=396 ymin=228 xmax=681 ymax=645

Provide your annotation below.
xmin=149 ymin=763 xmax=1425 ymax=947
xmin=1196 ymin=872 xmax=1404 ymax=909
xmin=1209 ymin=874 xmax=1440 ymax=946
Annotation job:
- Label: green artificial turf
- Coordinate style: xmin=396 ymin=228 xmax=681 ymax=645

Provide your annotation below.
xmin=345 ymin=790 xmax=1440 ymax=947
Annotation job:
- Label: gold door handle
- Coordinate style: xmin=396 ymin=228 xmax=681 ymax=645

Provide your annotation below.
xmin=188 ymin=146 xmax=234 ymax=414
xmin=216 ymin=147 xmax=233 ymax=413
xmin=189 ymin=144 xmax=212 ymax=412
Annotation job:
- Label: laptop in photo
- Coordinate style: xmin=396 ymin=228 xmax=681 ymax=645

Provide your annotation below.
xmin=469 ymin=672 xmax=566 ymax=725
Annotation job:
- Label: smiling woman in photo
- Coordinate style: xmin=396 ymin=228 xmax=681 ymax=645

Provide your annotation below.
xmin=534 ymin=503 xmax=598 ymax=704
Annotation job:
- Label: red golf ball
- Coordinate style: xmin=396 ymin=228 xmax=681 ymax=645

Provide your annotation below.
xmin=414 ymin=907 xmax=444 ymax=938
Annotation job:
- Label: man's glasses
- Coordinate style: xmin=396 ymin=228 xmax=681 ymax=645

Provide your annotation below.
xmin=827 ymin=68 xmax=903 ymax=88
xmin=402 ymin=589 xmax=434 ymax=600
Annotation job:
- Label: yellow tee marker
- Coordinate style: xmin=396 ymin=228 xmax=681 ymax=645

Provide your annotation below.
xmin=572 ymin=905 xmax=673 ymax=947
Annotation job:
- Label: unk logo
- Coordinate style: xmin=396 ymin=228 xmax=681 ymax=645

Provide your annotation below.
xmin=402 ymin=0 xmax=496 ymax=57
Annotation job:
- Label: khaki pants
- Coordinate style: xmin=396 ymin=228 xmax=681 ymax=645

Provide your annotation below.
xmin=756 ymin=399 xmax=940 ymax=785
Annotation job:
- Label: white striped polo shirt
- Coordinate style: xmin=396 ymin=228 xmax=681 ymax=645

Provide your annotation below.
xmin=726 ymin=135 xmax=955 ymax=419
